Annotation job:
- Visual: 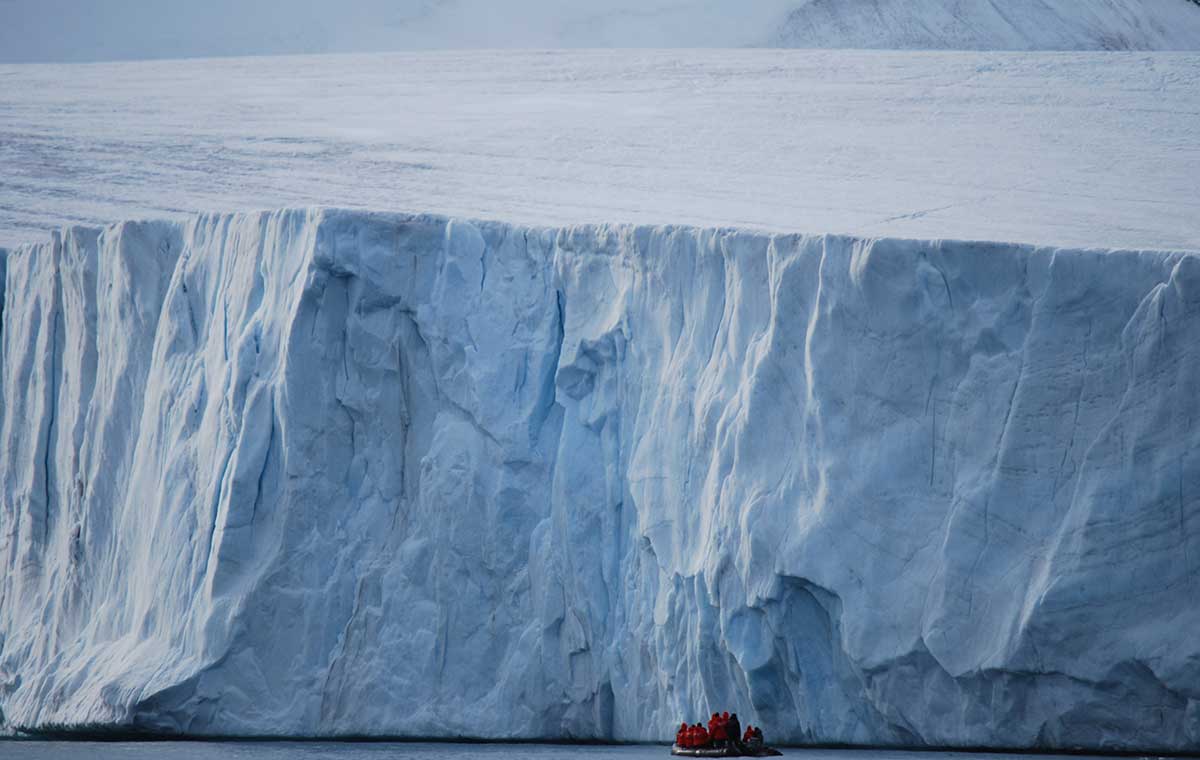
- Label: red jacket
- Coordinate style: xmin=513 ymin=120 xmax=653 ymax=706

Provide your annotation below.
xmin=713 ymin=717 xmax=727 ymax=741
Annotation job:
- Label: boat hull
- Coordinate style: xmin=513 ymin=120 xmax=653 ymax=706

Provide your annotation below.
xmin=670 ymin=744 xmax=781 ymax=757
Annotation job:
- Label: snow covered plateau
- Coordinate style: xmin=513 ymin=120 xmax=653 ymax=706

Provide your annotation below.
xmin=1 ymin=49 xmax=1200 ymax=751
xmin=2 ymin=51 xmax=1199 ymax=252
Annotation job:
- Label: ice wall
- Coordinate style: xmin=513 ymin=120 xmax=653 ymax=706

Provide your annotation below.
xmin=1 ymin=210 xmax=1198 ymax=750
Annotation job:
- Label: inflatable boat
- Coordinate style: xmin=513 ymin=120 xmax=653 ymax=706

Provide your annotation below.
xmin=670 ymin=743 xmax=781 ymax=757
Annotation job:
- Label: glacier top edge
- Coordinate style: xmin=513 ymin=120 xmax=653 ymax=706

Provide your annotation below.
xmin=7 ymin=208 xmax=1199 ymax=262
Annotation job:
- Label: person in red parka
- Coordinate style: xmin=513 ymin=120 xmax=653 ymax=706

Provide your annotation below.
xmin=744 ymin=724 xmax=763 ymax=750
xmin=712 ymin=713 xmax=727 ymax=745
xmin=677 ymin=722 xmax=687 ymax=747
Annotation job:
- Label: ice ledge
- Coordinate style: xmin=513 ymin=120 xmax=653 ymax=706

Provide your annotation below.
xmin=8 ymin=207 xmax=1200 ymax=259
xmin=1 ymin=208 xmax=1199 ymax=751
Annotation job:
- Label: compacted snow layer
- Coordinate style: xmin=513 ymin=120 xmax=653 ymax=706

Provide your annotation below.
xmin=1 ymin=209 xmax=1199 ymax=749
xmin=2 ymin=50 xmax=1200 ymax=252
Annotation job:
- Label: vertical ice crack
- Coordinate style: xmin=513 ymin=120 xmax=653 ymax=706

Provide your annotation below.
xmin=552 ymin=289 xmax=565 ymax=391
xmin=800 ymin=237 xmax=831 ymax=498
xmin=318 ymin=574 xmax=373 ymax=724
xmin=480 ymin=243 xmax=489 ymax=293
xmin=40 ymin=275 xmax=63 ymax=549
xmin=0 ymin=248 xmax=6 ymax=400
xmin=968 ymin=354 xmax=1025 ymax=616
xmin=1181 ymin=455 xmax=1191 ymax=593
xmin=392 ymin=309 xmax=429 ymax=529
xmin=922 ymin=251 xmax=954 ymax=310
xmin=0 ymin=249 xmax=5 ymax=329
xmin=1051 ymin=318 xmax=1092 ymax=502
xmin=198 ymin=443 xmax=236 ymax=587
xmin=247 ymin=388 xmax=277 ymax=538
xmin=925 ymin=374 xmax=940 ymax=489
xmin=530 ymin=289 xmax=566 ymax=444
xmin=181 ymin=278 xmax=199 ymax=341
xmin=395 ymin=341 xmax=410 ymax=521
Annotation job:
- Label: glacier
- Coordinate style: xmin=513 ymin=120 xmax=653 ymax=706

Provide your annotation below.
xmin=1 ymin=208 xmax=1199 ymax=750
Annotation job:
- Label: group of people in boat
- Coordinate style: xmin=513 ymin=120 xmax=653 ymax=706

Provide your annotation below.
xmin=676 ymin=711 xmax=766 ymax=750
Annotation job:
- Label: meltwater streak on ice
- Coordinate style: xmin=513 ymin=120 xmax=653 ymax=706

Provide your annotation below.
xmin=0 ymin=209 xmax=1199 ymax=750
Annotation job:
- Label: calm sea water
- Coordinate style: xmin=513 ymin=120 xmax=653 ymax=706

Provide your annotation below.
xmin=0 ymin=744 xmax=1122 ymax=760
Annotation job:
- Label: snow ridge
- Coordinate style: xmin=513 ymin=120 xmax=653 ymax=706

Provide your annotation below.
xmin=1 ymin=209 xmax=1199 ymax=750
xmin=775 ymin=0 xmax=1200 ymax=50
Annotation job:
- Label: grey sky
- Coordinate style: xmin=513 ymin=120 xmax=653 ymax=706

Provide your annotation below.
xmin=0 ymin=0 xmax=798 ymax=63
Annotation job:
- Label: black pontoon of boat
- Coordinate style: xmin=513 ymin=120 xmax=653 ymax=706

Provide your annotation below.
xmin=670 ymin=743 xmax=781 ymax=757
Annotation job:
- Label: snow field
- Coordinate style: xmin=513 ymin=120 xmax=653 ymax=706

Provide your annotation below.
xmin=1 ymin=50 xmax=1199 ymax=252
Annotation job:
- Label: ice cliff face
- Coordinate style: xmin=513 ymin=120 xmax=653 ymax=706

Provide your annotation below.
xmin=1 ymin=210 xmax=1199 ymax=750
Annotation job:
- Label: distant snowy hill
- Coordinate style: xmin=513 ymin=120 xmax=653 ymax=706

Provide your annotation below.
xmin=1 ymin=0 xmax=1199 ymax=62
xmin=775 ymin=0 xmax=1200 ymax=50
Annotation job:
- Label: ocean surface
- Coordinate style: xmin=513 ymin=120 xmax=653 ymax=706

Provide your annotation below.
xmin=0 ymin=744 xmax=1123 ymax=760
